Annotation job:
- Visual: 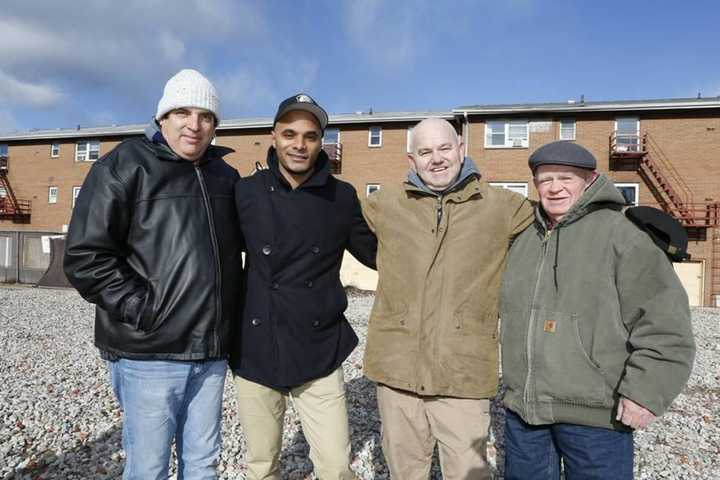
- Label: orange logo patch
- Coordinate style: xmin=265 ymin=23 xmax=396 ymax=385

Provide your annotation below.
xmin=544 ymin=320 xmax=557 ymax=333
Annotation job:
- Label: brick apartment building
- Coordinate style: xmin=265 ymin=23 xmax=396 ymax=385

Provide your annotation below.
xmin=1 ymin=97 xmax=719 ymax=305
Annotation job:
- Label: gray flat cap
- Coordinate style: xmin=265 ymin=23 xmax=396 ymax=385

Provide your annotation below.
xmin=528 ymin=141 xmax=597 ymax=171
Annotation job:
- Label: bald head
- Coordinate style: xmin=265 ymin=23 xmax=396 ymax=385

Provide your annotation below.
xmin=410 ymin=118 xmax=460 ymax=154
xmin=407 ymin=117 xmax=465 ymax=192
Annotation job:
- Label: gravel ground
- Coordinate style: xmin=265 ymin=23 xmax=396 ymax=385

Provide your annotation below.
xmin=0 ymin=286 xmax=718 ymax=479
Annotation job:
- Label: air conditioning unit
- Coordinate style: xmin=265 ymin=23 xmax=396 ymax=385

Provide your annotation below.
xmin=511 ymin=139 xmax=524 ymax=148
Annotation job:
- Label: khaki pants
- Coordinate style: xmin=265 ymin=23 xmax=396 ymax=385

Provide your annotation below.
xmin=377 ymin=384 xmax=491 ymax=480
xmin=233 ymin=368 xmax=353 ymax=480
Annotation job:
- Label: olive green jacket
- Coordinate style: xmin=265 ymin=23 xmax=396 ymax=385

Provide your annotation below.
xmin=362 ymin=165 xmax=533 ymax=398
xmin=500 ymin=174 xmax=695 ymax=429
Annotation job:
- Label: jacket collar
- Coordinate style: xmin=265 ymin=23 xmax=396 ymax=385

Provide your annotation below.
xmin=266 ymin=146 xmax=331 ymax=190
xmin=144 ymin=119 xmax=234 ymax=164
xmin=405 ymin=156 xmax=481 ymax=201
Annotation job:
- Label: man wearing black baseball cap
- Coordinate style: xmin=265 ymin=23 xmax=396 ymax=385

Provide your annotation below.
xmin=230 ymin=93 xmax=376 ymax=479
xmin=500 ymin=141 xmax=694 ymax=478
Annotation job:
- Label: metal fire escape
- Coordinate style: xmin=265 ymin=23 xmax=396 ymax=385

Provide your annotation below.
xmin=609 ymin=132 xmax=720 ymax=299
xmin=0 ymin=154 xmax=32 ymax=223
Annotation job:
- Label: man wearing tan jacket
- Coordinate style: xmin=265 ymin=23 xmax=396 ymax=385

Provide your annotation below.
xmin=362 ymin=117 xmax=533 ymax=480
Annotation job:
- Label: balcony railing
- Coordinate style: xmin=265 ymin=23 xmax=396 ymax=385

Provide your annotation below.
xmin=322 ymin=143 xmax=343 ymax=175
xmin=610 ymin=132 xmax=645 ymax=156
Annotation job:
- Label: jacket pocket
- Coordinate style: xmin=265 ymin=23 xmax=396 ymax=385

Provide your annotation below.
xmin=369 ymin=293 xmax=409 ymax=332
xmin=533 ymin=311 xmax=611 ymax=407
xmin=122 ymin=280 xmax=157 ymax=332
xmin=500 ymin=308 xmax=530 ymax=392
xmin=453 ymin=299 xmax=497 ymax=338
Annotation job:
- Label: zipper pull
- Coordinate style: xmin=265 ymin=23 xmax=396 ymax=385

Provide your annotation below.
xmin=436 ymin=196 xmax=443 ymax=230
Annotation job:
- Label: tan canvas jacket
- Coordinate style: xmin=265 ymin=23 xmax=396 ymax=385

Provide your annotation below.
xmin=362 ymin=174 xmax=533 ymax=398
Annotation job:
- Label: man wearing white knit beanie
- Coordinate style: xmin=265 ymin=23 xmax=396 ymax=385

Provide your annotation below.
xmin=65 ymin=69 xmax=243 ymax=479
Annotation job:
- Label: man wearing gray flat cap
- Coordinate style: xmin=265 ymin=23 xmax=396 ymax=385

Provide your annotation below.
xmin=500 ymin=140 xmax=695 ymax=479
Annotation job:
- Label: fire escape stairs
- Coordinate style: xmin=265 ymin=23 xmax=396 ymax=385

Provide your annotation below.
xmin=0 ymin=156 xmax=32 ymax=224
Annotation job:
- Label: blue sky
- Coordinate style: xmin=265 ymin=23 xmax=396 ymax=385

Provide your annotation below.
xmin=1 ymin=0 xmax=719 ymax=133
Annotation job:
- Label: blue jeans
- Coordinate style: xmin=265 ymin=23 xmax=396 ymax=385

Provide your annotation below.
xmin=504 ymin=409 xmax=633 ymax=480
xmin=108 ymin=358 xmax=227 ymax=480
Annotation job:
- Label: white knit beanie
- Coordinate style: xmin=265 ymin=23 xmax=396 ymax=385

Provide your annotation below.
xmin=155 ymin=69 xmax=220 ymax=121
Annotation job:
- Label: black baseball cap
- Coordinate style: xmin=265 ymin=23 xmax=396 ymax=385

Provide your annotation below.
xmin=529 ymin=141 xmax=597 ymax=172
xmin=273 ymin=93 xmax=328 ymax=130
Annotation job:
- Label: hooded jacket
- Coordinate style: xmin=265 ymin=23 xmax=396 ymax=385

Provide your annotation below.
xmin=231 ymin=147 xmax=376 ymax=390
xmin=500 ymin=174 xmax=695 ymax=429
xmin=64 ymin=122 xmax=243 ymax=360
xmin=362 ymin=158 xmax=534 ymax=398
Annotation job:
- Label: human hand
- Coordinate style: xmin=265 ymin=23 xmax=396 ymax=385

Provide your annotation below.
xmin=616 ymin=397 xmax=656 ymax=429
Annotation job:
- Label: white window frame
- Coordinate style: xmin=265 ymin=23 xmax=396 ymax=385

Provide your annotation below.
xmin=559 ymin=119 xmax=576 ymax=141
xmin=368 ymin=127 xmax=382 ymax=147
xmin=614 ymin=117 xmax=640 ymax=152
xmin=406 ymin=127 xmax=414 ymax=153
xmin=484 ymin=120 xmax=529 ymax=148
xmin=72 ymin=186 xmax=81 ymax=208
xmin=489 ymin=182 xmax=529 ymax=197
xmin=366 ymin=183 xmax=381 ymax=196
xmin=323 ymin=128 xmax=340 ymax=145
xmin=614 ymin=182 xmax=639 ymax=206
xmin=48 ymin=186 xmax=58 ymax=204
xmin=50 ymin=143 xmax=60 ymax=157
xmin=75 ymin=140 xmax=100 ymax=162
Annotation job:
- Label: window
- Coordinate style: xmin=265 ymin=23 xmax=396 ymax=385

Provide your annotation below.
xmin=366 ymin=184 xmax=381 ymax=196
xmin=323 ymin=128 xmax=340 ymax=145
xmin=51 ymin=143 xmax=60 ymax=157
xmin=48 ymin=186 xmax=58 ymax=204
xmin=615 ymin=183 xmax=639 ymax=206
xmin=368 ymin=127 xmax=382 ymax=147
xmin=489 ymin=182 xmax=529 ymax=197
xmin=485 ymin=120 xmax=528 ymax=148
xmin=406 ymin=127 xmax=414 ymax=153
xmin=75 ymin=140 xmax=100 ymax=162
xmin=0 ymin=187 xmax=6 ymax=197
xmin=72 ymin=186 xmax=81 ymax=208
xmin=559 ymin=119 xmax=576 ymax=141
xmin=615 ymin=117 xmax=640 ymax=152
xmin=0 ymin=144 xmax=7 ymax=157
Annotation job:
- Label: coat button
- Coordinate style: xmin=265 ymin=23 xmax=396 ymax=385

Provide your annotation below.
xmin=269 ymin=185 xmax=275 ymax=192
xmin=262 ymin=245 xmax=272 ymax=255
xmin=420 ymin=385 xmax=425 ymax=391
xmin=306 ymin=280 xmax=314 ymax=288
xmin=271 ymin=282 xmax=279 ymax=290
xmin=311 ymin=245 xmax=320 ymax=254
xmin=312 ymin=320 xmax=320 ymax=327
xmin=251 ymin=318 xmax=261 ymax=326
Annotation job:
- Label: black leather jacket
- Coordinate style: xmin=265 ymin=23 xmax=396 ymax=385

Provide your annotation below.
xmin=64 ymin=130 xmax=243 ymax=360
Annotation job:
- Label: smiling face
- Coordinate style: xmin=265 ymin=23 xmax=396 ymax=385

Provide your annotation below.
xmin=533 ymin=164 xmax=597 ymax=225
xmin=271 ymin=110 xmax=323 ymax=189
xmin=159 ymin=107 xmax=216 ymax=162
xmin=408 ymin=118 xmax=464 ymax=192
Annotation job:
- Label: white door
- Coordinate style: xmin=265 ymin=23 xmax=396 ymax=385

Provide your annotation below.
xmin=673 ymin=261 xmax=704 ymax=306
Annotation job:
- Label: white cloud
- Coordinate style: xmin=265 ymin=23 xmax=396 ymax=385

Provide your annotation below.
xmin=0 ymin=69 xmax=65 ymax=107
xmin=0 ymin=0 xmax=268 ymax=109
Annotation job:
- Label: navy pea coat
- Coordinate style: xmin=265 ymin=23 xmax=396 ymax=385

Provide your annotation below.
xmin=231 ymin=147 xmax=376 ymax=390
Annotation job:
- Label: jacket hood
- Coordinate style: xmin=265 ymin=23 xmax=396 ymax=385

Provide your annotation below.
xmin=536 ymin=173 xmax=626 ymax=230
xmin=266 ymin=146 xmax=332 ymax=189
xmin=143 ymin=118 xmax=233 ymax=163
xmin=406 ymin=156 xmax=480 ymax=196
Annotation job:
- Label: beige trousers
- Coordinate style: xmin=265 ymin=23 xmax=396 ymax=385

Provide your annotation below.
xmin=376 ymin=384 xmax=491 ymax=480
xmin=233 ymin=368 xmax=353 ymax=480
